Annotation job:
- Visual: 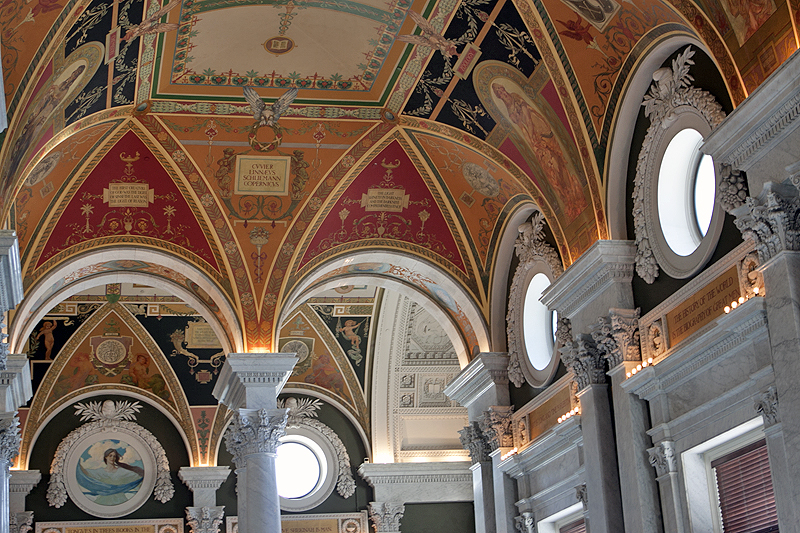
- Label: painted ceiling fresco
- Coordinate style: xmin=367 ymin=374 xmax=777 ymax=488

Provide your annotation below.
xmin=1 ymin=0 xmax=798 ymax=452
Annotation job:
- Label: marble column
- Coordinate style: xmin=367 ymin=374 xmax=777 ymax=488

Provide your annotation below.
xmin=8 ymin=470 xmax=38 ymax=533
xmin=647 ymin=441 xmax=684 ymax=533
xmin=594 ymin=311 xmax=663 ymax=533
xmin=179 ymin=466 xmax=231 ymax=533
xmin=445 ymin=353 xmax=510 ymax=533
xmin=481 ymin=406 xmax=517 ymax=533
xmin=212 ymin=353 xmax=297 ymax=533
xmin=368 ymin=502 xmax=404 ymax=533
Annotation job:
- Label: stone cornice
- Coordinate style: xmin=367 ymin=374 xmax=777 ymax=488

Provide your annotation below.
xmin=358 ymin=461 xmax=473 ymax=503
xmin=541 ymin=240 xmax=636 ymax=318
xmin=499 ymin=417 xmax=583 ymax=478
xmin=212 ymin=353 xmax=298 ymax=409
xmin=178 ymin=466 xmax=231 ymax=490
xmin=702 ymin=50 xmax=800 ymax=172
xmin=444 ymin=353 xmax=509 ymax=408
xmin=9 ymin=470 xmax=40 ymax=494
xmin=0 ymin=231 xmax=23 ymax=314
xmin=0 ymin=356 xmax=32 ymax=412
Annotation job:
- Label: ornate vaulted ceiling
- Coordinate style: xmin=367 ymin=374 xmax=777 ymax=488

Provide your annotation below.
xmin=1 ymin=0 xmax=797 ymax=422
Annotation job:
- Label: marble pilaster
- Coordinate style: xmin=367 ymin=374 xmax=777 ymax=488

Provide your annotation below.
xmin=212 ymin=353 xmax=297 ymax=533
xmin=647 ymin=440 xmax=685 ymax=533
xmin=8 ymin=470 xmax=38 ymax=533
xmin=445 ymin=353 xmax=510 ymax=533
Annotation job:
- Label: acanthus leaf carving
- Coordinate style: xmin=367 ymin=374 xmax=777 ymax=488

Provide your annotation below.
xmin=754 ymin=386 xmax=779 ymax=427
xmin=186 ymin=506 xmax=225 ymax=533
xmin=479 ymin=406 xmax=515 ymax=450
xmin=718 ymin=164 xmax=749 ymax=213
xmin=514 ymin=512 xmax=536 ymax=533
xmin=0 ymin=414 xmax=20 ymax=464
xmin=562 ymin=334 xmax=605 ymax=392
xmin=368 ymin=502 xmax=405 ymax=532
xmin=575 ymin=483 xmax=588 ymax=511
xmin=593 ymin=309 xmax=642 ymax=368
xmin=458 ymin=421 xmax=490 ymax=464
xmin=224 ymin=408 xmax=288 ymax=469
xmin=733 ymin=183 xmax=800 ymax=264
xmin=648 ymin=440 xmax=677 ymax=477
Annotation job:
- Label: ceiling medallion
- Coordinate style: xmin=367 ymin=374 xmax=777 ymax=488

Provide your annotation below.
xmin=264 ymin=36 xmax=295 ymax=56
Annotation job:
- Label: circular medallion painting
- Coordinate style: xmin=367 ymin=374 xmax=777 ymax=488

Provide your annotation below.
xmin=65 ymin=430 xmax=156 ymax=518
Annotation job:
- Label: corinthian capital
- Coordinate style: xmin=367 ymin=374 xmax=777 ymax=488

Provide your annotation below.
xmin=480 ymin=406 xmax=515 ymax=450
xmin=562 ymin=334 xmax=605 ymax=392
xmin=368 ymin=502 xmax=405 ymax=533
xmin=186 ymin=506 xmax=225 ymax=533
xmin=733 ymin=182 xmax=800 ymax=264
xmin=648 ymin=440 xmax=677 ymax=477
xmin=224 ymin=408 xmax=288 ymax=468
xmin=10 ymin=512 xmax=33 ymax=533
xmin=754 ymin=386 xmax=779 ymax=427
xmin=458 ymin=421 xmax=490 ymax=464
xmin=592 ymin=310 xmax=642 ymax=368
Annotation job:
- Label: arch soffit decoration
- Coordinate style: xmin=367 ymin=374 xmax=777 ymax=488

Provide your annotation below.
xmin=280 ymin=251 xmax=490 ymax=367
xmin=10 ymin=247 xmax=241 ymax=354
xmin=604 ymin=33 xmax=710 ymax=240
xmin=20 ymin=304 xmax=199 ymax=469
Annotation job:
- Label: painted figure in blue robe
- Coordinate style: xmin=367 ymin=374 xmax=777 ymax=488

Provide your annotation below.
xmin=76 ymin=447 xmax=144 ymax=505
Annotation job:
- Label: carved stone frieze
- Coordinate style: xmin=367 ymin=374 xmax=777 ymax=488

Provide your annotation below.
xmin=718 ymin=164 xmax=749 ymax=213
xmin=224 ymin=408 xmax=289 ymax=469
xmin=479 ymin=406 xmax=515 ymax=450
xmin=368 ymin=502 xmax=405 ymax=532
xmin=0 ymin=414 xmax=20 ymax=464
xmin=514 ymin=511 xmax=536 ymax=533
xmin=458 ymin=422 xmax=490 ymax=463
xmin=279 ymin=397 xmax=357 ymax=498
xmin=575 ymin=483 xmax=588 ymax=511
xmin=632 ymin=46 xmax=726 ymax=283
xmin=732 ymin=183 xmax=800 ymax=264
xmin=562 ymin=334 xmax=606 ymax=392
xmin=648 ymin=440 xmax=677 ymax=477
xmin=186 ymin=506 xmax=225 ymax=533
xmin=507 ymin=211 xmax=563 ymax=387
xmin=754 ymin=386 xmax=779 ymax=427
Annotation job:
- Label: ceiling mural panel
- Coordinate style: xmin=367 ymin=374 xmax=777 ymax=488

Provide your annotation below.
xmin=14 ymin=120 xmax=119 ymax=255
xmin=408 ymin=130 xmax=529 ymax=274
xmin=33 ymin=129 xmax=222 ymax=271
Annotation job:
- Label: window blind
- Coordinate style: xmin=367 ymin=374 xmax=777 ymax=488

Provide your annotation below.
xmin=559 ymin=517 xmax=586 ymax=533
xmin=712 ymin=439 xmax=779 ymax=533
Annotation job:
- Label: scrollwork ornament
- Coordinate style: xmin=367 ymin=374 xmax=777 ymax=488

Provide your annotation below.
xmin=514 ymin=512 xmax=536 ymax=533
xmin=648 ymin=440 xmax=677 ymax=477
xmin=754 ymin=386 xmax=779 ymax=427
xmin=507 ymin=211 xmax=563 ymax=387
xmin=632 ymin=46 xmax=726 ymax=283
xmin=732 ymin=184 xmax=800 ymax=264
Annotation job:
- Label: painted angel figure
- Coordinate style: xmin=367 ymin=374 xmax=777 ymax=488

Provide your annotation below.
xmin=122 ymin=0 xmax=180 ymax=41
xmin=397 ymin=10 xmax=458 ymax=58
xmin=243 ymin=86 xmax=299 ymax=127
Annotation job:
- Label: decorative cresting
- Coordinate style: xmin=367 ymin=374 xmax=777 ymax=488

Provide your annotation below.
xmin=647 ymin=440 xmax=677 ymax=478
xmin=224 ymin=408 xmax=289 ymax=467
xmin=278 ymin=396 xmax=357 ymax=498
xmin=186 ymin=506 xmax=225 ymax=533
xmin=592 ymin=309 xmax=642 ymax=369
xmin=458 ymin=421 xmax=491 ymax=464
xmin=632 ymin=46 xmax=727 ymax=283
xmin=514 ymin=511 xmax=536 ymax=533
xmin=561 ymin=332 xmax=606 ymax=393
xmin=732 ymin=181 xmax=800 ymax=264
xmin=47 ymin=400 xmax=174 ymax=508
xmin=575 ymin=483 xmax=588 ymax=511
xmin=0 ymin=415 xmax=20 ymax=465
xmin=754 ymin=386 xmax=779 ymax=427
xmin=507 ymin=211 xmax=564 ymax=387
xmin=368 ymin=502 xmax=405 ymax=532
xmin=479 ymin=405 xmax=515 ymax=450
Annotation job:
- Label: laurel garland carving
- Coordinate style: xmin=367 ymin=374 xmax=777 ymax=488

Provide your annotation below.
xmin=47 ymin=400 xmax=174 ymax=508
xmin=632 ymin=46 xmax=726 ymax=283
xmin=507 ymin=211 xmax=564 ymax=387
xmin=279 ymin=397 xmax=357 ymax=499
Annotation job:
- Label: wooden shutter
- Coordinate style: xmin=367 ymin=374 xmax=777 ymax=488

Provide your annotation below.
xmin=712 ymin=439 xmax=779 ymax=533
xmin=559 ymin=517 xmax=586 ymax=533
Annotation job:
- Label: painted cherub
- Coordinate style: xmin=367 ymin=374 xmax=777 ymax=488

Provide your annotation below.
xmin=36 ymin=320 xmax=57 ymax=360
xmin=336 ymin=318 xmax=367 ymax=365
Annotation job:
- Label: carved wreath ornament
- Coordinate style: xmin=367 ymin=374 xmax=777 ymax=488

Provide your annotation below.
xmin=47 ymin=400 xmax=174 ymax=517
xmin=632 ymin=46 xmax=726 ymax=283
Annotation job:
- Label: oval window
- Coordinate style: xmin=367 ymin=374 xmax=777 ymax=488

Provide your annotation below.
xmin=523 ymin=272 xmax=555 ymax=371
xmin=657 ymin=128 xmax=716 ymax=257
xmin=276 ymin=440 xmax=322 ymax=499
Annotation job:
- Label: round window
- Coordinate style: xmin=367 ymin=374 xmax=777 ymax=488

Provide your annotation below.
xmin=657 ymin=128 xmax=716 ymax=256
xmin=275 ymin=428 xmax=338 ymax=511
xmin=276 ymin=439 xmax=323 ymax=499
